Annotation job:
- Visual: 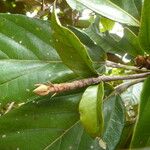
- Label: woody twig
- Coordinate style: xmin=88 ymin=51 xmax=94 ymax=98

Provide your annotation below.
xmin=33 ymin=72 xmax=150 ymax=96
xmin=106 ymin=61 xmax=149 ymax=72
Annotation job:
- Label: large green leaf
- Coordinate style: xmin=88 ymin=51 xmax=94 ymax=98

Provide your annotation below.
xmin=68 ymin=26 xmax=106 ymax=63
xmin=121 ymin=82 xmax=143 ymax=107
xmin=85 ymin=18 xmax=124 ymax=55
xmin=0 ymin=60 xmax=76 ymax=105
xmin=110 ymin=0 xmax=140 ymax=20
xmin=118 ymin=82 xmax=143 ymax=149
xmin=134 ymin=0 xmax=142 ymax=17
xmin=101 ymin=94 xmax=125 ymax=150
xmin=0 ymin=90 xmax=103 ymax=150
xmin=48 ymin=122 xmax=101 ymax=150
xmin=118 ymin=124 xmax=134 ymax=149
xmin=0 ymin=14 xmax=59 ymax=60
xmin=118 ymin=28 xmax=144 ymax=56
xmin=0 ymin=14 xmax=78 ymax=104
xmin=85 ymin=17 xmax=143 ymax=57
xmin=130 ymin=77 xmax=150 ymax=148
xmin=66 ymin=0 xmax=139 ymax=26
xmin=51 ymin=6 xmax=97 ymax=77
xmin=79 ymin=83 xmax=104 ymax=137
xmin=0 ymin=92 xmax=81 ymax=150
xmin=138 ymin=0 xmax=150 ymax=54
xmin=68 ymin=26 xmax=106 ymax=73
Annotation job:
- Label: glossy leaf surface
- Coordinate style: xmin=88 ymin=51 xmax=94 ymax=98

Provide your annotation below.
xmin=85 ymin=18 xmax=124 ymax=55
xmin=51 ymin=6 xmax=97 ymax=77
xmin=118 ymin=28 xmax=144 ymax=56
xmin=0 ymin=92 xmax=81 ymax=150
xmin=102 ymin=95 xmax=125 ymax=150
xmin=66 ymin=0 xmax=139 ymax=26
xmin=47 ymin=122 xmax=101 ymax=150
xmin=68 ymin=26 xmax=106 ymax=73
xmin=0 ymin=90 xmax=103 ymax=150
xmin=79 ymin=83 xmax=104 ymax=137
xmin=0 ymin=14 xmax=77 ymax=105
xmin=110 ymin=0 xmax=140 ymax=20
xmin=138 ymin=0 xmax=150 ymax=54
xmin=130 ymin=77 xmax=150 ymax=148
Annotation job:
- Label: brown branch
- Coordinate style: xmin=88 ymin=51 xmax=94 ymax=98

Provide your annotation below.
xmin=33 ymin=72 xmax=150 ymax=96
xmin=106 ymin=60 xmax=149 ymax=72
xmin=41 ymin=0 xmax=45 ymax=11
xmin=115 ymin=78 xmax=145 ymax=93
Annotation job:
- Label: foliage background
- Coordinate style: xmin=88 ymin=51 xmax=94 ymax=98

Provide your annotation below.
xmin=0 ymin=0 xmax=150 ymax=150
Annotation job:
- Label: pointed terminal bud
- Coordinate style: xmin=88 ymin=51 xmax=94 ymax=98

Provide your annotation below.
xmin=33 ymin=84 xmax=50 ymax=96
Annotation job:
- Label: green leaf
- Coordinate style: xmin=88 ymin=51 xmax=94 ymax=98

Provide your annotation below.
xmin=79 ymin=83 xmax=104 ymax=137
xmin=0 ymin=14 xmax=59 ymax=60
xmin=102 ymin=94 xmax=125 ymax=150
xmin=85 ymin=17 xmax=125 ymax=55
xmin=110 ymin=0 xmax=140 ymax=20
xmin=104 ymin=83 xmax=114 ymax=98
xmin=51 ymin=5 xmax=97 ymax=77
xmin=118 ymin=123 xmax=134 ymax=149
xmin=48 ymin=122 xmax=101 ymax=150
xmin=120 ymin=82 xmax=143 ymax=125
xmin=66 ymin=0 xmax=139 ymax=26
xmin=138 ymin=0 xmax=150 ymax=54
xmin=0 ymin=61 xmax=76 ymax=105
xmin=65 ymin=0 xmax=84 ymax=11
xmin=134 ymin=0 xmax=142 ymax=17
xmin=0 ymin=14 xmax=77 ymax=104
xmin=0 ymin=92 xmax=81 ymax=150
xmin=121 ymin=82 xmax=143 ymax=107
xmin=68 ymin=26 xmax=106 ymax=62
xmin=118 ymin=28 xmax=144 ymax=56
xmin=68 ymin=26 xmax=106 ymax=73
xmin=118 ymin=82 xmax=143 ymax=149
xmin=130 ymin=77 xmax=150 ymax=148
xmin=0 ymin=92 xmax=102 ymax=150
xmin=100 ymin=17 xmax=115 ymax=32
xmin=86 ymin=17 xmax=143 ymax=57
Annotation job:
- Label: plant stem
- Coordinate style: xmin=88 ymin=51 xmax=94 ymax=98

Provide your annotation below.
xmin=33 ymin=72 xmax=150 ymax=96
xmin=41 ymin=0 xmax=45 ymax=11
xmin=115 ymin=78 xmax=145 ymax=93
xmin=106 ymin=61 xmax=149 ymax=72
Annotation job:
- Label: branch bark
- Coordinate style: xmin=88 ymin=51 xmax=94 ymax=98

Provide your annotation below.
xmin=115 ymin=78 xmax=145 ymax=93
xmin=106 ymin=61 xmax=149 ymax=72
xmin=33 ymin=72 xmax=150 ymax=96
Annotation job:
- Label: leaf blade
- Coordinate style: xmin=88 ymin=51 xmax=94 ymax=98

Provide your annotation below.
xmin=102 ymin=94 xmax=126 ymax=150
xmin=66 ymin=0 xmax=139 ymax=26
xmin=130 ymin=77 xmax=150 ymax=148
xmin=0 ymin=14 xmax=78 ymax=104
xmin=51 ymin=5 xmax=97 ymax=77
xmin=0 ymin=92 xmax=82 ymax=150
xmin=138 ymin=0 xmax=150 ymax=54
xmin=79 ymin=83 xmax=104 ymax=137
